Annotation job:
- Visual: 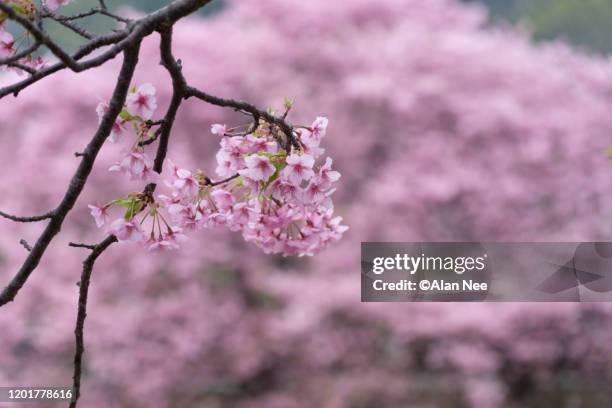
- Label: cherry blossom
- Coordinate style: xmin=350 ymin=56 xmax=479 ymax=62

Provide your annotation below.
xmin=88 ymin=204 xmax=110 ymax=228
xmin=210 ymin=123 xmax=227 ymax=136
xmin=0 ymin=30 xmax=14 ymax=58
xmin=109 ymin=151 xmax=154 ymax=181
xmin=89 ymin=97 xmax=346 ymax=256
xmin=96 ymin=102 xmax=126 ymax=142
xmin=43 ymin=0 xmax=73 ymax=11
xmin=238 ymin=153 xmax=276 ymax=181
xmin=281 ymin=153 xmax=314 ymax=185
xmin=126 ymin=83 xmax=157 ymax=120
xmin=108 ymin=219 xmax=144 ymax=242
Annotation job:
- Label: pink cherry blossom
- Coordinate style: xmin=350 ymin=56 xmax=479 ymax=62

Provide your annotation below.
xmin=281 ymin=153 xmax=314 ymax=185
xmin=166 ymin=161 xmax=200 ymax=197
xmin=215 ymin=150 xmax=236 ymax=178
xmin=109 ymin=151 xmax=153 ymax=181
xmin=96 ymin=102 xmax=126 ymax=142
xmin=43 ymin=0 xmax=73 ymax=11
xmin=144 ymin=227 xmax=187 ymax=252
xmin=210 ymin=189 xmax=235 ymax=213
xmin=310 ymin=116 xmax=328 ymax=139
xmin=316 ymin=157 xmax=341 ymax=189
xmin=238 ymin=154 xmax=276 ymax=181
xmin=108 ymin=219 xmax=144 ymax=242
xmin=126 ymin=83 xmax=157 ymax=120
xmin=210 ymin=123 xmax=227 ymax=136
xmin=88 ymin=204 xmax=110 ymax=228
xmin=0 ymin=31 xmax=14 ymax=59
xmin=246 ymin=134 xmax=278 ymax=154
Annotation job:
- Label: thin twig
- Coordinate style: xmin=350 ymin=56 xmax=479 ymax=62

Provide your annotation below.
xmin=69 ymin=235 xmax=117 ymax=408
xmin=184 ymin=87 xmax=298 ymax=151
xmin=19 ymin=239 xmax=32 ymax=252
xmin=0 ymin=209 xmax=55 ymax=222
xmin=206 ymin=174 xmax=240 ymax=186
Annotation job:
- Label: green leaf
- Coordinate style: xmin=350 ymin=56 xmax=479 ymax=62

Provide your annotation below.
xmin=119 ymin=109 xmax=134 ymax=121
xmin=11 ymin=5 xmax=27 ymax=16
xmin=123 ymin=200 xmax=145 ymax=220
xmin=112 ymin=198 xmax=135 ymax=208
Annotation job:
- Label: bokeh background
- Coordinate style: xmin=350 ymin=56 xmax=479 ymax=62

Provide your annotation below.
xmin=2 ymin=0 xmax=612 ymax=406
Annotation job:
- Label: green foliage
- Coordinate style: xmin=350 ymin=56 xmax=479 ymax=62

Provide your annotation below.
xmin=517 ymin=0 xmax=612 ymax=54
xmin=464 ymin=0 xmax=612 ymax=54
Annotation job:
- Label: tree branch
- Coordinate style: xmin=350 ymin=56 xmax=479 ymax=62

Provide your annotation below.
xmin=184 ymin=87 xmax=299 ymax=151
xmin=0 ymin=0 xmax=213 ymax=98
xmin=0 ymin=209 xmax=55 ymax=222
xmin=69 ymin=235 xmax=117 ymax=408
xmin=0 ymin=42 xmax=141 ymax=307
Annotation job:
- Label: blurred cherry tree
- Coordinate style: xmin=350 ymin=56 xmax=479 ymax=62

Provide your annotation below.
xmin=2 ymin=0 xmax=612 ymax=406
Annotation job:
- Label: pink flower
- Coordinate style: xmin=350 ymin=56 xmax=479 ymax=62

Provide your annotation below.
xmin=281 ymin=154 xmax=314 ymax=185
xmin=0 ymin=31 xmax=14 ymax=59
xmin=246 ymin=134 xmax=278 ymax=154
xmin=96 ymin=102 xmax=126 ymax=142
xmin=43 ymin=0 xmax=72 ymax=11
xmin=219 ymin=136 xmax=248 ymax=167
xmin=299 ymin=117 xmax=328 ymax=149
xmin=316 ymin=157 xmax=341 ymax=189
xmin=310 ymin=116 xmax=328 ymax=139
xmin=166 ymin=160 xmax=200 ymax=197
xmin=210 ymin=189 xmax=235 ymax=213
xmin=88 ymin=204 xmax=110 ymax=228
xmin=303 ymin=178 xmax=325 ymax=203
xmin=215 ymin=150 xmax=236 ymax=178
xmin=144 ymin=227 xmax=187 ymax=252
xmin=239 ymin=154 xmax=276 ymax=181
xmin=126 ymin=83 xmax=157 ymax=120
xmin=210 ymin=124 xmax=227 ymax=136
xmin=108 ymin=219 xmax=144 ymax=242
xmin=109 ymin=151 xmax=153 ymax=181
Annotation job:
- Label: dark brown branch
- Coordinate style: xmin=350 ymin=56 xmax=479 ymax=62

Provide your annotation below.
xmin=69 ymin=235 xmax=117 ymax=408
xmin=0 ymin=29 xmax=129 ymax=98
xmin=206 ymin=174 xmax=240 ymax=187
xmin=98 ymin=9 xmax=131 ymax=24
xmin=69 ymin=242 xmax=97 ymax=250
xmin=152 ymin=27 xmax=187 ymax=173
xmin=19 ymin=239 xmax=32 ymax=252
xmin=46 ymin=9 xmax=99 ymax=22
xmin=0 ymin=0 xmax=212 ymax=98
xmin=0 ymin=209 xmax=55 ymax=222
xmin=184 ymin=87 xmax=298 ymax=151
xmin=7 ymin=61 xmax=36 ymax=74
xmin=44 ymin=10 xmax=95 ymax=40
xmin=0 ymin=43 xmax=141 ymax=307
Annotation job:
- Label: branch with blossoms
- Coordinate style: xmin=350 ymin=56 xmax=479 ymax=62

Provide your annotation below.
xmin=0 ymin=0 xmax=347 ymax=406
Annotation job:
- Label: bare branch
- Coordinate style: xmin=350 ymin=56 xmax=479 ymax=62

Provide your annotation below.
xmin=19 ymin=239 xmax=32 ymax=252
xmin=0 ymin=0 xmax=213 ymax=98
xmin=0 ymin=209 xmax=55 ymax=222
xmin=68 ymin=242 xmax=97 ymax=250
xmin=206 ymin=174 xmax=240 ymax=187
xmin=43 ymin=10 xmax=95 ymax=40
xmin=69 ymin=235 xmax=117 ymax=408
xmin=184 ymin=87 xmax=298 ymax=151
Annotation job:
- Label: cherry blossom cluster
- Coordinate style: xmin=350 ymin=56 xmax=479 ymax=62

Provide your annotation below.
xmin=90 ymin=83 xmax=347 ymax=256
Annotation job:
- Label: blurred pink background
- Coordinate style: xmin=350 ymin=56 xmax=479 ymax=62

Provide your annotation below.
xmin=1 ymin=0 xmax=612 ymax=406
